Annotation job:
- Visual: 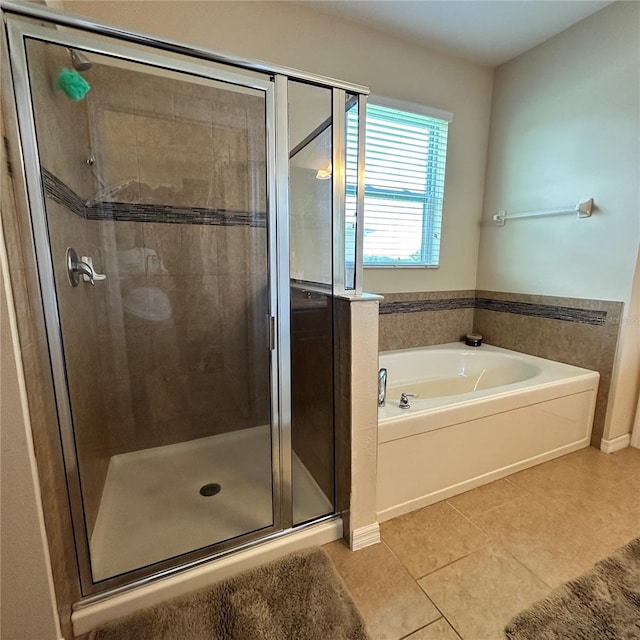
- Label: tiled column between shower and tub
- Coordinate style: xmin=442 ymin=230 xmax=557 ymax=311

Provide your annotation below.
xmin=378 ymin=289 xmax=622 ymax=446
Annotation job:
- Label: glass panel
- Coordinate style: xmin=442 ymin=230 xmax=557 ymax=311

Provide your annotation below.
xmin=345 ymin=93 xmax=359 ymax=290
xmin=288 ymin=81 xmax=335 ymax=525
xmin=24 ymin=38 xmax=273 ymax=582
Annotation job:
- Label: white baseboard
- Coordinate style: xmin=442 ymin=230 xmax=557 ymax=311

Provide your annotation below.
xmin=350 ymin=522 xmax=380 ymax=551
xmin=600 ymin=433 xmax=631 ymax=453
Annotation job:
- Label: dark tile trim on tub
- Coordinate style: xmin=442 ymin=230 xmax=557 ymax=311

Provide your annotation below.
xmin=379 ymin=297 xmax=476 ymax=315
xmin=474 ymin=298 xmax=607 ymax=325
xmin=380 ymin=294 xmax=608 ymax=326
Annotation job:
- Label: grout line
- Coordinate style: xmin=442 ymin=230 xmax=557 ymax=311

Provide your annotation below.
xmin=396 ymin=619 xmax=441 ymax=640
xmin=397 ymin=616 xmax=464 ymax=640
xmin=413 ymin=547 xmax=482 ymax=582
xmin=495 ymin=542 xmax=555 ymax=592
xmin=375 ymin=538 xmax=454 ymax=628
xmin=379 ymin=524 xmax=486 ymax=583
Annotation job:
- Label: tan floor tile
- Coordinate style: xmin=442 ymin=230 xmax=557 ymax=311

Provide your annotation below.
xmin=508 ymin=457 xmax=586 ymax=494
xmin=324 ymin=540 xmax=440 ymax=640
xmin=381 ymin=502 xmax=488 ymax=578
xmin=447 ymin=478 xmax=527 ymax=519
xmin=472 ymin=495 xmax=621 ymax=588
xmin=405 ymin=618 xmax=461 ymax=640
xmin=509 ymin=454 xmax=636 ymax=531
xmin=610 ymin=472 xmax=640 ymax=511
xmin=562 ymin=446 xmax=640 ymax=486
xmin=589 ymin=508 xmax=640 ymax=554
xmin=418 ymin=543 xmax=549 ymax=640
xmin=534 ymin=480 xmax=637 ymax=532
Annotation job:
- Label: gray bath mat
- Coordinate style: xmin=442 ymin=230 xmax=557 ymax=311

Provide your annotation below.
xmin=505 ymin=537 xmax=640 ymax=640
xmin=89 ymin=548 xmax=370 ymax=640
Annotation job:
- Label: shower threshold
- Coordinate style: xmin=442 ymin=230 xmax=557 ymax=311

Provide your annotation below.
xmin=90 ymin=424 xmax=332 ymax=582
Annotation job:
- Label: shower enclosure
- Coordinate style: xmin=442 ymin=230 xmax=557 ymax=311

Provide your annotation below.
xmin=3 ymin=4 xmax=366 ymax=597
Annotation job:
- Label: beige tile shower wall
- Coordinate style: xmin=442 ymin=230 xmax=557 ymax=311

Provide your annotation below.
xmin=473 ymin=290 xmax=622 ymax=446
xmin=27 ymin=40 xmax=110 ymax=536
xmin=26 ymin=39 xmax=98 ymax=200
xmin=86 ymin=63 xmax=266 ymax=211
xmin=378 ymin=290 xmax=475 ymax=352
xmin=84 ymin=62 xmax=269 ymax=453
xmin=100 ymin=220 xmax=270 ymax=454
xmin=45 ymin=202 xmax=111 ymax=536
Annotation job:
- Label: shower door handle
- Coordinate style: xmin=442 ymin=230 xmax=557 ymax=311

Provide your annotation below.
xmin=66 ymin=247 xmax=106 ymax=287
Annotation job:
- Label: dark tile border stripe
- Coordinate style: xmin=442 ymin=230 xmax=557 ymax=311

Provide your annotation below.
xmin=379 ymin=298 xmax=475 ymax=314
xmin=380 ymin=295 xmax=608 ymax=326
xmin=42 ymin=168 xmax=266 ymax=228
xmin=86 ymin=202 xmax=266 ymax=227
xmin=42 ymin=168 xmax=86 ymax=218
xmin=475 ymin=297 xmax=606 ymax=325
xmin=43 ymin=170 xmax=609 ymax=326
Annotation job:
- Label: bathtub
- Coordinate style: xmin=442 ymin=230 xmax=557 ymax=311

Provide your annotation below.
xmin=377 ymin=343 xmax=599 ymax=522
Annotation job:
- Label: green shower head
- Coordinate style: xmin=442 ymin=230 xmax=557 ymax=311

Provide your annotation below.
xmin=56 ymin=68 xmax=90 ymax=101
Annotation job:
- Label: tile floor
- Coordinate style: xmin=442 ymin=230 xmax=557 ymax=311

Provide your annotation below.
xmin=325 ymin=445 xmax=640 ymax=640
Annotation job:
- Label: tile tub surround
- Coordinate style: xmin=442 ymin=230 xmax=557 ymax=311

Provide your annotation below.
xmin=378 ymin=290 xmax=476 ymax=351
xmin=378 ymin=289 xmax=622 ymax=446
xmin=325 ymin=446 xmax=640 ymax=640
xmin=473 ymin=290 xmax=622 ymax=446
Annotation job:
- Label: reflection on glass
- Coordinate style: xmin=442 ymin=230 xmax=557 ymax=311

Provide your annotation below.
xmin=345 ymin=93 xmax=359 ymax=291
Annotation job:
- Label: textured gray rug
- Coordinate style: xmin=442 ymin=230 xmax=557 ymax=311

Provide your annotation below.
xmin=505 ymin=537 xmax=640 ymax=640
xmin=90 ymin=548 xmax=369 ymax=640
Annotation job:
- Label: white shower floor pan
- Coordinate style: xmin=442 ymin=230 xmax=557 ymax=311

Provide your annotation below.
xmin=90 ymin=424 xmax=332 ymax=582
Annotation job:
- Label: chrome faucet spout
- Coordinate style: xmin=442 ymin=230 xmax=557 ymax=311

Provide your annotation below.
xmin=378 ymin=368 xmax=387 ymax=407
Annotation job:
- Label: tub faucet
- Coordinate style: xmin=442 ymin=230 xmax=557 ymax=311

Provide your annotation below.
xmin=378 ymin=368 xmax=387 ymax=407
xmin=399 ymin=392 xmax=418 ymax=409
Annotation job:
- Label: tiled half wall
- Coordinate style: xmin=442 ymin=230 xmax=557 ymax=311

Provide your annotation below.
xmin=379 ymin=290 xmax=623 ymax=446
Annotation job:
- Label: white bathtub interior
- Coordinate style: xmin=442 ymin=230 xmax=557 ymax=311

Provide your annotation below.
xmin=90 ymin=425 xmax=332 ymax=581
xmin=377 ymin=343 xmax=600 ymax=522
xmin=386 ymin=351 xmax=540 ymax=400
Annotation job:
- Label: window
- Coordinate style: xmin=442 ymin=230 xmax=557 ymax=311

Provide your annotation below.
xmin=346 ymin=98 xmax=451 ymax=267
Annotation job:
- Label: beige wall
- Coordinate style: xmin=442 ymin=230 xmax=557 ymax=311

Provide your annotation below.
xmin=478 ymin=1 xmax=640 ymax=440
xmin=63 ymin=0 xmax=494 ymax=294
xmin=606 ymin=247 xmax=640 ymax=441
xmin=1 ymin=197 xmax=60 ymax=639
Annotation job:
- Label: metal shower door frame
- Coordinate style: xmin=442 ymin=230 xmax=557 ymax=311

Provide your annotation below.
xmin=4 ymin=15 xmax=290 ymax=596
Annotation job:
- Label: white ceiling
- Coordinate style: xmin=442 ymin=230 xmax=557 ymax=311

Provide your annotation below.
xmin=299 ymin=1 xmax=614 ymax=67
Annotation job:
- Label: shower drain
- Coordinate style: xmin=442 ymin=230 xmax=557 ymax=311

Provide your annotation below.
xmin=199 ymin=483 xmax=222 ymax=497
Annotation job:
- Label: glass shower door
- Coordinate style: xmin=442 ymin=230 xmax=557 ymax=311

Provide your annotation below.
xmin=10 ymin=21 xmax=279 ymax=590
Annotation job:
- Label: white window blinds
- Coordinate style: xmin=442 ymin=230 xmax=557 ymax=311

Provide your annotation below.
xmin=347 ymin=101 xmax=450 ymax=267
